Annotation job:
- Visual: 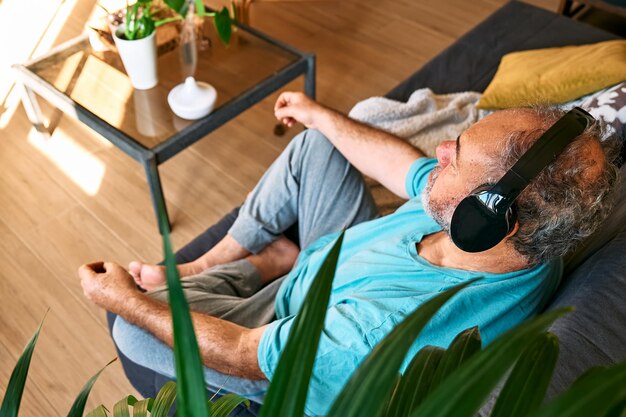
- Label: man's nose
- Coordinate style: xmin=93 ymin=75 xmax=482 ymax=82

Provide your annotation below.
xmin=435 ymin=140 xmax=456 ymax=168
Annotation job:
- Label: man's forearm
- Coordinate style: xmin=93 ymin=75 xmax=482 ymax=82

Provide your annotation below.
xmin=119 ymin=294 xmax=266 ymax=380
xmin=314 ymin=107 xmax=425 ymax=198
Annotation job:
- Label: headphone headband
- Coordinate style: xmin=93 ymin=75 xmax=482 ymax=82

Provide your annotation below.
xmin=486 ymin=107 xmax=594 ymax=215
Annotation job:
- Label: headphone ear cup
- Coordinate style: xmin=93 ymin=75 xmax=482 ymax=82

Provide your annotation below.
xmin=450 ymin=192 xmax=514 ymax=253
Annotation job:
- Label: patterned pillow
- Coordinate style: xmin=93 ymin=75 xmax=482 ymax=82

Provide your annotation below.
xmin=582 ymin=81 xmax=626 ymax=163
xmin=583 ymin=82 xmax=626 ymax=134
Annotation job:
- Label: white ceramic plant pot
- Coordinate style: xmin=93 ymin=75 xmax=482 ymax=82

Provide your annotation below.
xmin=113 ymin=29 xmax=158 ymax=90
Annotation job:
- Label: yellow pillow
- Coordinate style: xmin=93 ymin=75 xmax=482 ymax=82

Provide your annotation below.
xmin=476 ymin=40 xmax=626 ymax=109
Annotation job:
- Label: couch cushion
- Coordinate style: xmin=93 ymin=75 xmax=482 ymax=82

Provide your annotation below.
xmin=476 ymin=40 xmax=626 ymax=109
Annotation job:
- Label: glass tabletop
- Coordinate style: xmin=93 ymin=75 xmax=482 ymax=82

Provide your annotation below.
xmin=26 ymin=20 xmax=301 ymax=149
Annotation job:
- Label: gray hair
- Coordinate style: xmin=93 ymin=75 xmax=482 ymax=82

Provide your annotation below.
xmin=495 ymin=106 xmax=621 ymax=265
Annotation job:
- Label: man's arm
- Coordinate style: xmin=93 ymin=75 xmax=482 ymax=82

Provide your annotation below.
xmin=79 ymin=262 xmax=266 ymax=380
xmin=274 ymin=92 xmax=425 ymax=199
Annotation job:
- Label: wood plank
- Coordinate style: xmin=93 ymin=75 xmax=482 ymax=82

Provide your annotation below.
xmin=0 ymin=217 xmax=137 ymax=414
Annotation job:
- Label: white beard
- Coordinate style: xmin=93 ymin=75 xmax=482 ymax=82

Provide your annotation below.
xmin=421 ymin=166 xmax=455 ymax=231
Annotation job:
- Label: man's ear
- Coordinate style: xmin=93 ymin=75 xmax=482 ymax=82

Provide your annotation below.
xmin=505 ymin=221 xmax=520 ymax=239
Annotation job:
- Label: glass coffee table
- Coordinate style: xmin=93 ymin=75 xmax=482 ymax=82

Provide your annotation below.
xmin=13 ymin=20 xmax=315 ymax=233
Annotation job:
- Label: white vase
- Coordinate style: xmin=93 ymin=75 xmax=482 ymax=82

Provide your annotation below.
xmin=113 ymin=29 xmax=158 ymax=90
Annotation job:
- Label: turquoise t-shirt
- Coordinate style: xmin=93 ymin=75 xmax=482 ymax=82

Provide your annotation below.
xmin=257 ymin=157 xmax=562 ymax=416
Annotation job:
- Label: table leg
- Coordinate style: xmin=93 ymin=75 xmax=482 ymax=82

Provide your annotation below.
xmin=143 ymin=156 xmax=171 ymax=234
xmin=20 ymin=84 xmax=50 ymax=138
xmin=305 ymin=55 xmax=316 ymax=100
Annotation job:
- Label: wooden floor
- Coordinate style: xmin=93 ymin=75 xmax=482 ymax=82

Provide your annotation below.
xmin=0 ymin=0 xmax=557 ymax=414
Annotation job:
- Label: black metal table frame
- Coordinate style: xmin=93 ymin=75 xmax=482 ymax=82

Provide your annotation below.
xmin=13 ymin=21 xmax=315 ymax=234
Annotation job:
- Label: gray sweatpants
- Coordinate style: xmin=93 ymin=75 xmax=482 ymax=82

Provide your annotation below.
xmin=112 ymin=129 xmax=379 ymax=401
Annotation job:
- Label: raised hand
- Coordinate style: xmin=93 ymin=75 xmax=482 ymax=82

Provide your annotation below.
xmin=274 ymin=91 xmax=326 ymax=129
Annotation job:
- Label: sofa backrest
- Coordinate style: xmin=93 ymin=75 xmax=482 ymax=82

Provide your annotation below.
xmin=545 ymin=163 xmax=626 ymax=396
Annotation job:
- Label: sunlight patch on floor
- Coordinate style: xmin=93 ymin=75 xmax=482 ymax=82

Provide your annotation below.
xmin=0 ymin=0 xmax=75 ymax=129
xmin=28 ymin=127 xmax=106 ymax=196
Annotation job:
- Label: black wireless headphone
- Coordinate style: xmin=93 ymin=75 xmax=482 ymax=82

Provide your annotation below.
xmin=449 ymin=107 xmax=595 ymax=253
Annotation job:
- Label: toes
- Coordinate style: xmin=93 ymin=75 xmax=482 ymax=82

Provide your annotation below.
xmin=140 ymin=263 xmax=158 ymax=277
xmin=128 ymin=261 xmax=143 ymax=282
xmin=139 ymin=264 xmax=166 ymax=285
xmin=129 ymin=261 xmax=142 ymax=274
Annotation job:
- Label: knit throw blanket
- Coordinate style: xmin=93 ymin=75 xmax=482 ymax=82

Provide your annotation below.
xmin=349 ymin=89 xmax=482 ymax=158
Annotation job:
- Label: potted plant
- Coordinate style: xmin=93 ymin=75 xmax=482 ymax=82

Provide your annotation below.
xmin=112 ymin=0 xmax=232 ymax=90
xmin=112 ymin=0 xmax=158 ymax=89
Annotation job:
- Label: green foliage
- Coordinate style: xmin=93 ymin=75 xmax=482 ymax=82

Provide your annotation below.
xmin=66 ymin=359 xmax=116 ymax=417
xmin=120 ymin=0 xmax=232 ymax=44
xmin=164 ymin=0 xmax=187 ymax=16
xmin=83 ymin=382 xmax=249 ymax=416
xmin=149 ymin=381 xmax=177 ymax=417
xmin=411 ymin=308 xmax=570 ymax=417
xmin=384 ymin=346 xmax=444 ymax=417
xmin=85 ymin=405 xmax=109 ymax=417
xmin=158 ymin=200 xmax=209 ymax=417
xmin=384 ymin=326 xmax=484 ymax=417
xmin=530 ymin=362 xmax=626 ymax=417
xmin=427 ymin=326 xmax=482 ymax=393
xmin=112 ymin=395 xmax=138 ymax=417
xmin=210 ymin=393 xmax=251 ymax=417
xmin=213 ymin=7 xmax=232 ymax=45
xmin=325 ymin=281 xmax=477 ymax=417
xmin=129 ymin=398 xmax=153 ymax=417
xmin=490 ymin=332 xmax=559 ymax=417
xmin=0 ymin=318 xmax=44 ymax=417
xmin=124 ymin=1 xmax=155 ymax=40
xmin=259 ymin=232 xmax=344 ymax=417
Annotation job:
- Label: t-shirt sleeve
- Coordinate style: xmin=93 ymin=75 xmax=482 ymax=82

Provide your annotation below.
xmin=258 ymin=304 xmax=374 ymax=416
xmin=405 ymin=157 xmax=438 ymax=199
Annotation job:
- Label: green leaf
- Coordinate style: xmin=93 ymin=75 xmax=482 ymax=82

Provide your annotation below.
xmin=158 ymin=199 xmax=209 ymax=417
xmin=409 ymin=308 xmax=570 ymax=417
xmin=194 ymin=0 xmax=206 ymax=16
xmin=381 ymin=374 xmax=402 ymax=417
xmin=326 ymin=280 xmax=477 ymax=417
xmin=428 ymin=326 xmax=482 ymax=392
xmin=85 ymin=405 xmax=109 ymax=417
xmin=532 ymin=362 xmax=626 ymax=417
xmin=259 ymin=232 xmax=345 ymax=417
xmin=155 ymin=16 xmax=184 ymax=27
xmin=385 ymin=346 xmax=445 ymax=417
xmin=210 ymin=393 xmax=250 ymax=417
xmin=125 ymin=2 xmax=141 ymax=40
xmin=490 ymin=332 xmax=559 ymax=417
xmin=112 ymin=395 xmax=137 ymax=417
xmin=164 ymin=0 xmax=186 ymax=15
xmin=604 ymin=397 xmax=626 ymax=417
xmin=213 ymin=7 xmax=232 ymax=45
xmin=0 ymin=318 xmax=45 ymax=417
xmin=150 ymin=381 xmax=177 ymax=417
xmin=137 ymin=14 xmax=155 ymax=40
xmin=66 ymin=358 xmax=116 ymax=417
xmin=132 ymin=398 xmax=154 ymax=417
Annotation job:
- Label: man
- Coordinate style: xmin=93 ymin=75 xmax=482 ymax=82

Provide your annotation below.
xmin=79 ymin=92 xmax=619 ymax=416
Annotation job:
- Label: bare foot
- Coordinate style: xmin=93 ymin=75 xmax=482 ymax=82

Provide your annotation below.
xmin=128 ymin=261 xmax=164 ymax=291
xmin=247 ymin=237 xmax=300 ymax=284
xmin=128 ymin=261 xmax=206 ymax=291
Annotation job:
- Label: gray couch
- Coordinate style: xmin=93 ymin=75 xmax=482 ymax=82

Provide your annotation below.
xmin=107 ymin=1 xmax=626 ymax=414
